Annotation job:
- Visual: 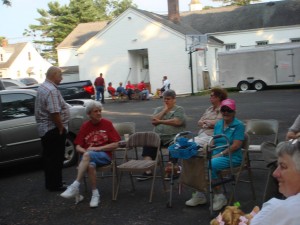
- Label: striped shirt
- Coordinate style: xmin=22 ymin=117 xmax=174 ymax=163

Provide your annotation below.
xmin=35 ymin=79 xmax=70 ymax=137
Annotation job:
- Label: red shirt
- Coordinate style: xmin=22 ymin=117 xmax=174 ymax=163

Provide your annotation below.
xmin=94 ymin=77 xmax=105 ymax=86
xmin=126 ymin=83 xmax=135 ymax=90
xmin=137 ymin=82 xmax=146 ymax=91
xmin=107 ymin=86 xmax=116 ymax=95
xmin=74 ymin=118 xmax=121 ymax=158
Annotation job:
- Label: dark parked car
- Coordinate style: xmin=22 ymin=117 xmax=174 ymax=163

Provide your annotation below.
xmin=0 ymin=89 xmax=89 ymax=167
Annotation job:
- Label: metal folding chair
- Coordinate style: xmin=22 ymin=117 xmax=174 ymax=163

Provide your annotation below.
xmin=115 ymin=132 xmax=166 ymax=202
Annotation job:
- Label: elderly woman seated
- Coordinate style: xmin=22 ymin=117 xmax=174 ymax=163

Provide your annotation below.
xmin=186 ymin=99 xmax=245 ymax=211
xmin=250 ymin=139 xmax=300 ymax=225
xmin=60 ymin=100 xmax=120 ymax=208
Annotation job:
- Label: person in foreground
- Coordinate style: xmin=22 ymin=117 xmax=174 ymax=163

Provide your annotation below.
xmin=137 ymin=89 xmax=186 ymax=181
xmin=185 ymin=87 xmax=227 ymax=206
xmin=187 ymin=99 xmax=245 ymax=211
xmin=35 ymin=66 xmax=70 ymax=192
xmin=60 ymin=100 xmax=120 ymax=208
xmin=250 ymin=139 xmax=300 ymax=225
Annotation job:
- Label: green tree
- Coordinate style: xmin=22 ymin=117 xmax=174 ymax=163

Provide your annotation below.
xmin=108 ymin=0 xmax=137 ymax=18
xmin=213 ymin=0 xmax=260 ymax=6
xmin=25 ymin=0 xmax=136 ymax=63
xmin=2 ymin=0 xmax=11 ymax=6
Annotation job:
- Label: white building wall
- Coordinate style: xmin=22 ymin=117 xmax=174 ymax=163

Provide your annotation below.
xmin=78 ymin=9 xmax=198 ymax=96
xmin=57 ymin=48 xmax=79 ymax=67
xmin=213 ymin=25 xmax=300 ymax=50
xmin=6 ymin=43 xmax=51 ymax=83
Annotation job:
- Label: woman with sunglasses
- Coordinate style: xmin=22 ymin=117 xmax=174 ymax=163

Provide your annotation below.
xmin=210 ymin=98 xmax=245 ymax=211
xmin=186 ymin=99 xmax=245 ymax=211
xmin=185 ymin=88 xmax=227 ymax=207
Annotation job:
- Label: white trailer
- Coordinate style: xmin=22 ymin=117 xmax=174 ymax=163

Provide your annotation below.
xmin=218 ymin=43 xmax=300 ymax=91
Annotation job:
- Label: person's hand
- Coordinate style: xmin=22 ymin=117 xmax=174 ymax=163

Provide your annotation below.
xmin=198 ymin=119 xmax=204 ymax=127
xmin=152 ymin=118 xmax=160 ymax=126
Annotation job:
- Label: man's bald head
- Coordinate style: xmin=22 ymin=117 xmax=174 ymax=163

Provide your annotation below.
xmin=46 ymin=66 xmax=63 ymax=85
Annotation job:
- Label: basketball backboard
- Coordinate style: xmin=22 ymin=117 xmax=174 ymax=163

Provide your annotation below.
xmin=185 ymin=34 xmax=208 ymax=51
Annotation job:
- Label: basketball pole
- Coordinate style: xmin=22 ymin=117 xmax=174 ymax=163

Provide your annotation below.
xmin=188 ymin=47 xmax=201 ymax=96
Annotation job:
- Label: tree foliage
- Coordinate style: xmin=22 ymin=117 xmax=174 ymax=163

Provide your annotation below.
xmin=212 ymin=0 xmax=260 ymax=6
xmin=2 ymin=0 xmax=11 ymax=6
xmin=24 ymin=0 xmax=136 ymax=64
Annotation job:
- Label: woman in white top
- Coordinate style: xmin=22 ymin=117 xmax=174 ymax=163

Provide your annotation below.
xmin=250 ymin=139 xmax=300 ymax=225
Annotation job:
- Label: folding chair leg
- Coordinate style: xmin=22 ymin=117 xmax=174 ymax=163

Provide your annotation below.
xmin=247 ymin=168 xmax=256 ymax=200
xmin=115 ymin=172 xmax=123 ymax=200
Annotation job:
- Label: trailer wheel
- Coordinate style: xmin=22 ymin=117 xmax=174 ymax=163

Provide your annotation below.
xmin=253 ymin=80 xmax=266 ymax=91
xmin=238 ymin=81 xmax=250 ymax=91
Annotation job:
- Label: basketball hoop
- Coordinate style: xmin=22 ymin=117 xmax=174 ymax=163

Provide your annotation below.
xmin=185 ymin=34 xmax=208 ymax=52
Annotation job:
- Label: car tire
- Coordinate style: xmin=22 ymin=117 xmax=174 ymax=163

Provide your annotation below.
xmin=238 ymin=81 xmax=250 ymax=91
xmin=63 ymin=134 xmax=77 ymax=168
xmin=253 ymin=80 xmax=266 ymax=91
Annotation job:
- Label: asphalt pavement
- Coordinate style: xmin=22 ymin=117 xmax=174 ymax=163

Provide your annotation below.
xmin=0 ymin=88 xmax=299 ymax=225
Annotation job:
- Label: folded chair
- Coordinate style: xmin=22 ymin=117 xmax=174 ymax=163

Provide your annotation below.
xmin=115 ymin=132 xmax=166 ymax=202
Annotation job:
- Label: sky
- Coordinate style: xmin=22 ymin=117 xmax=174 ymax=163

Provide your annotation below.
xmin=0 ymin=0 xmax=279 ymax=43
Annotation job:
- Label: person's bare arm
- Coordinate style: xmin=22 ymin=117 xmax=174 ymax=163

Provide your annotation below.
xmin=50 ymin=113 xmax=65 ymax=134
xmin=213 ymin=140 xmax=243 ymax=158
xmin=151 ymin=104 xmax=183 ymax=127
xmin=87 ymin=142 xmax=119 ymax=152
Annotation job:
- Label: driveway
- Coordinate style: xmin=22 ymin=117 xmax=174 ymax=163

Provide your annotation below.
xmin=0 ymin=88 xmax=299 ymax=225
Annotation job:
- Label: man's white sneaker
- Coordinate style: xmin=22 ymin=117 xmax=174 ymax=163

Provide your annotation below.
xmin=185 ymin=195 xmax=207 ymax=206
xmin=60 ymin=185 xmax=79 ymax=199
xmin=212 ymin=194 xmax=227 ymax=211
xmin=90 ymin=194 xmax=100 ymax=208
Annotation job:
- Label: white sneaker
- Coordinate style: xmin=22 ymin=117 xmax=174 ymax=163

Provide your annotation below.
xmin=185 ymin=193 xmax=207 ymax=206
xmin=90 ymin=194 xmax=100 ymax=208
xmin=60 ymin=185 xmax=79 ymax=199
xmin=212 ymin=194 xmax=227 ymax=211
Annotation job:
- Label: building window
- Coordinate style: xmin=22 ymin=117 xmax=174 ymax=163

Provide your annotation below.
xmin=256 ymin=41 xmax=268 ymax=46
xmin=225 ymin=44 xmax=236 ymax=50
xmin=28 ymin=52 xmax=31 ymax=61
xmin=290 ymin=38 xmax=300 ymax=43
xmin=0 ymin=54 xmax=3 ymax=61
xmin=142 ymin=56 xmax=149 ymax=69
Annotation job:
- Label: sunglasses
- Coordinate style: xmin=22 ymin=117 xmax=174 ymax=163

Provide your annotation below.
xmin=221 ymin=107 xmax=235 ymax=113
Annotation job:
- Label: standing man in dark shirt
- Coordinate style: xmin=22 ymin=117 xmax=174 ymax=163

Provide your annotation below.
xmin=35 ymin=66 xmax=70 ymax=191
xmin=94 ymin=73 xmax=105 ymax=104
